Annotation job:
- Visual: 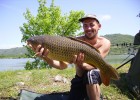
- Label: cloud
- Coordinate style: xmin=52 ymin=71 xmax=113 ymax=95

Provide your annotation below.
xmin=100 ymin=15 xmax=112 ymax=21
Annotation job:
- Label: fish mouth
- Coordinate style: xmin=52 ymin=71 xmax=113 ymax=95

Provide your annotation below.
xmin=26 ymin=37 xmax=36 ymax=46
xmin=26 ymin=38 xmax=32 ymax=45
xmin=26 ymin=38 xmax=34 ymax=48
xmin=26 ymin=41 xmax=31 ymax=48
xmin=26 ymin=41 xmax=30 ymax=46
xmin=26 ymin=41 xmax=36 ymax=52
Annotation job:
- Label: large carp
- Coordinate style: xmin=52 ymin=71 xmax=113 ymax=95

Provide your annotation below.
xmin=27 ymin=35 xmax=119 ymax=86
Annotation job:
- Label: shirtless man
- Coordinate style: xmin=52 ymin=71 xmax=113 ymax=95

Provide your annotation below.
xmin=28 ymin=14 xmax=111 ymax=100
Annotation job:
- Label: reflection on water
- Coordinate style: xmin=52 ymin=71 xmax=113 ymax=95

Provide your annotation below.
xmin=105 ymin=54 xmax=134 ymax=65
xmin=0 ymin=55 xmax=135 ymax=71
xmin=0 ymin=58 xmax=34 ymax=71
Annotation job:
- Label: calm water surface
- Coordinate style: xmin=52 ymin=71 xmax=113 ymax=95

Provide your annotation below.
xmin=105 ymin=54 xmax=134 ymax=65
xmin=0 ymin=55 xmax=134 ymax=71
xmin=0 ymin=58 xmax=34 ymax=71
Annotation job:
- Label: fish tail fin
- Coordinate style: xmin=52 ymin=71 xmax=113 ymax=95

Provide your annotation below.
xmin=100 ymin=64 xmax=120 ymax=86
xmin=108 ymin=64 xmax=120 ymax=80
xmin=100 ymin=71 xmax=110 ymax=86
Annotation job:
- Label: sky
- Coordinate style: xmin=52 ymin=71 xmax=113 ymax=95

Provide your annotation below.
xmin=0 ymin=0 xmax=140 ymax=49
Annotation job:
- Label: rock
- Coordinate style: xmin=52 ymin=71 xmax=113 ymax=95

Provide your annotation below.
xmin=54 ymin=75 xmax=62 ymax=82
xmin=16 ymin=82 xmax=25 ymax=86
xmin=54 ymin=75 xmax=69 ymax=84
xmin=62 ymin=77 xmax=69 ymax=84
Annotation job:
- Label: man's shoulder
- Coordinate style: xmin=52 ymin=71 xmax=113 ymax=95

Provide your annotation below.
xmin=98 ymin=36 xmax=110 ymax=41
xmin=98 ymin=36 xmax=111 ymax=45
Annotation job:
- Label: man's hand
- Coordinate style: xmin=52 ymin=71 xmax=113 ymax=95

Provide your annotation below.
xmin=28 ymin=44 xmax=49 ymax=58
xmin=73 ymin=52 xmax=85 ymax=67
xmin=73 ymin=52 xmax=96 ymax=71
xmin=72 ymin=52 xmax=85 ymax=77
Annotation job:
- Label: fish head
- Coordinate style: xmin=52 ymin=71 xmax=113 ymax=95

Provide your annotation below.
xmin=27 ymin=36 xmax=45 ymax=50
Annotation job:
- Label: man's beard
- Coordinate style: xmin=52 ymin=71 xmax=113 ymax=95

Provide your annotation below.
xmin=85 ymin=32 xmax=97 ymax=40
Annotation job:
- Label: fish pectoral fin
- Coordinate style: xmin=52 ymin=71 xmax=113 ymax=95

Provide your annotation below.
xmin=100 ymin=71 xmax=110 ymax=86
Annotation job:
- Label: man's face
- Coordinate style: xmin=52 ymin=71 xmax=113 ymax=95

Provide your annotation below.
xmin=82 ymin=19 xmax=101 ymax=39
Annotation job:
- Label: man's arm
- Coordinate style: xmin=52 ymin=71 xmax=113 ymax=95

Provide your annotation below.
xmin=28 ymin=44 xmax=68 ymax=70
xmin=97 ymin=38 xmax=111 ymax=58
xmin=42 ymin=56 xmax=68 ymax=70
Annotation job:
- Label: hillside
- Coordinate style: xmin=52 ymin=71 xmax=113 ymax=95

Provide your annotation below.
xmin=0 ymin=34 xmax=135 ymax=57
xmin=104 ymin=33 xmax=134 ymax=45
xmin=103 ymin=34 xmax=134 ymax=55
xmin=0 ymin=47 xmax=27 ymax=58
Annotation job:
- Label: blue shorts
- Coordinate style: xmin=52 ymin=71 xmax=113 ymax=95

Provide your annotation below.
xmin=84 ymin=69 xmax=102 ymax=85
xmin=68 ymin=69 xmax=102 ymax=100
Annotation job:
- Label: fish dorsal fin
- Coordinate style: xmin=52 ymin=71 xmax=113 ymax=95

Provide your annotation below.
xmin=68 ymin=37 xmax=100 ymax=53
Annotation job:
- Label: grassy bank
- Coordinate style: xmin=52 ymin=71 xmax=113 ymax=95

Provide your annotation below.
xmin=0 ymin=64 xmax=136 ymax=100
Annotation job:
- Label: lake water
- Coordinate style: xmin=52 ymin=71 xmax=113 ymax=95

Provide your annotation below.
xmin=0 ymin=55 xmax=134 ymax=71
xmin=105 ymin=54 xmax=134 ymax=65
xmin=0 ymin=58 xmax=34 ymax=71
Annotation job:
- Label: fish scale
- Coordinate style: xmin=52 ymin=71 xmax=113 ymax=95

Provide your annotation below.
xmin=27 ymin=34 xmax=119 ymax=86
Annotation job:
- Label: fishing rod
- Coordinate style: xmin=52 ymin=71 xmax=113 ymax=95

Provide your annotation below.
xmin=116 ymin=57 xmax=134 ymax=70
xmin=116 ymin=45 xmax=140 ymax=70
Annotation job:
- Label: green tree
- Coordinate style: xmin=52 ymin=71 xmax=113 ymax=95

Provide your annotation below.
xmin=20 ymin=0 xmax=84 ymax=69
